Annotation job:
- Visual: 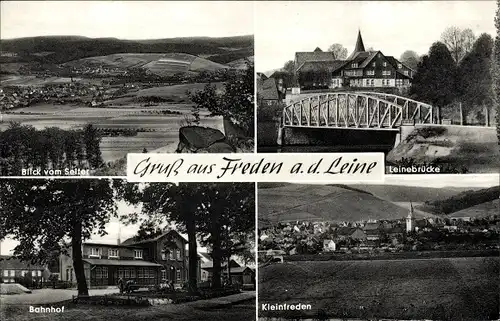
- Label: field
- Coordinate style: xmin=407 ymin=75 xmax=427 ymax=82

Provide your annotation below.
xmin=258 ymin=184 xmax=438 ymax=225
xmin=1 ymin=100 xmax=224 ymax=162
xmin=1 ymin=75 xmax=83 ymax=86
xmin=66 ymin=53 xmax=229 ymax=76
xmin=388 ymin=125 xmax=500 ymax=173
xmin=449 ymin=198 xmax=500 ymax=219
xmin=259 ymin=256 xmax=499 ymax=320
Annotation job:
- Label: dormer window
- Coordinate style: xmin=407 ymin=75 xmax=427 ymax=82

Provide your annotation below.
xmin=176 ymin=249 xmax=181 ymax=260
xmin=398 ymin=63 xmax=402 ymax=69
xmin=89 ymin=248 xmax=100 ymax=258
xmin=134 ymin=250 xmax=143 ymax=259
xmin=383 ymin=62 xmax=387 ymax=67
xmin=108 ymin=249 xmax=119 ymax=258
xmin=404 ymin=70 xmax=409 ymax=76
xmin=372 ymin=62 xmax=376 ymax=67
xmin=351 ymin=63 xmax=358 ymax=68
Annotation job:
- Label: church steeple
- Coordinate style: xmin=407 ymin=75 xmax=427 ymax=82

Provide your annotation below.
xmin=347 ymin=30 xmax=366 ymax=60
xmin=406 ymin=201 xmax=415 ymax=232
xmin=354 ymin=29 xmax=365 ymax=52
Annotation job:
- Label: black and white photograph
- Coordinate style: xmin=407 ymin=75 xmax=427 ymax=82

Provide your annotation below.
xmin=256 ymin=1 xmax=500 ymax=174
xmin=0 ymin=179 xmax=256 ymax=321
xmin=257 ymin=175 xmax=500 ymax=320
xmin=0 ymin=1 xmax=255 ymax=177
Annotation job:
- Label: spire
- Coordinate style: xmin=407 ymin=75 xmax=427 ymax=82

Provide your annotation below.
xmin=354 ymin=29 xmax=365 ymax=52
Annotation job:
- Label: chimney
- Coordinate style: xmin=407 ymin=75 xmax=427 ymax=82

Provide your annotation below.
xmin=117 ymin=223 xmax=121 ymax=245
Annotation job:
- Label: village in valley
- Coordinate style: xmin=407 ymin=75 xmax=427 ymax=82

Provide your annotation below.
xmin=0 ymin=1 xmax=255 ymax=177
xmin=257 ymin=178 xmax=500 ymax=321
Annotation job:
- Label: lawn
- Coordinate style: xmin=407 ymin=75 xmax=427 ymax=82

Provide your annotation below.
xmin=259 ymin=256 xmax=499 ymax=320
xmin=1 ymin=300 xmax=255 ymax=321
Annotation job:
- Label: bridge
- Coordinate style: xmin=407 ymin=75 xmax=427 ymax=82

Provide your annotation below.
xmin=282 ymin=92 xmax=435 ymax=130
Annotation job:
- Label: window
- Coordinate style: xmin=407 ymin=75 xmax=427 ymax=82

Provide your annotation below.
xmin=398 ymin=63 xmax=402 ymax=69
xmin=22 ymin=270 xmax=28 ymax=276
xmin=366 ymin=70 xmax=375 ymax=76
xmin=161 ymin=251 xmax=166 ymax=260
xmin=371 ymin=79 xmax=374 ymax=86
xmin=176 ymin=269 xmax=181 ymax=282
xmin=404 ymin=70 xmax=409 ymax=76
xmin=383 ymin=62 xmax=387 ymax=67
xmin=31 ymin=270 xmax=36 ymax=277
xmin=137 ymin=268 xmax=143 ymax=279
xmin=176 ymin=249 xmax=181 ymax=260
xmin=3 ymin=270 xmax=8 ymax=277
xmin=102 ymin=267 xmax=108 ymax=278
xmin=9 ymin=270 xmax=15 ymax=276
xmin=150 ymin=268 xmax=155 ymax=279
xmin=37 ymin=270 xmax=42 ymax=277
xmin=161 ymin=270 xmax=167 ymax=280
xmin=351 ymin=63 xmax=358 ymax=68
xmin=108 ymin=249 xmax=119 ymax=258
xmin=134 ymin=250 xmax=143 ymax=259
xmin=130 ymin=269 xmax=136 ymax=278
xmin=382 ymin=70 xmax=391 ymax=76
xmin=90 ymin=248 xmax=100 ymax=257
xmin=124 ymin=268 xmax=130 ymax=278
xmin=372 ymin=62 xmax=376 ymax=67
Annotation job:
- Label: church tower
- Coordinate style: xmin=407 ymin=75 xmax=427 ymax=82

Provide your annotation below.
xmin=406 ymin=202 xmax=415 ymax=232
xmin=347 ymin=29 xmax=366 ymax=60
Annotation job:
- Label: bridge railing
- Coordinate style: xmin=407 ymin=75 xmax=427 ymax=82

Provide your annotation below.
xmin=283 ymin=92 xmax=435 ymax=129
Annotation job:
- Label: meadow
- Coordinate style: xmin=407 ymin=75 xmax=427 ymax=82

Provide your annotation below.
xmin=0 ymin=100 xmax=224 ymax=162
xmin=259 ymin=256 xmax=499 ymax=320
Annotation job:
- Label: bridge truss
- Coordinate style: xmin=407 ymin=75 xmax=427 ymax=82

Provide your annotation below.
xmin=282 ymin=92 xmax=435 ymax=130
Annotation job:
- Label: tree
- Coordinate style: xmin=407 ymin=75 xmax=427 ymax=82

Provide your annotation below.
xmin=327 ymin=44 xmax=348 ymax=59
xmin=494 ymin=0 xmax=500 ymax=141
xmin=410 ymin=42 xmax=457 ymax=122
xmin=82 ymin=124 xmax=103 ymax=168
xmin=0 ymin=179 xmax=117 ymax=296
xmin=457 ymin=33 xmax=494 ymax=124
xmin=187 ymin=61 xmax=254 ymax=137
xmin=400 ymin=50 xmax=420 ymax=70
xmin=441 ymin=26 xmax=476 ymax=64
xmin=283 ymin=60 xmax=295 ymax=74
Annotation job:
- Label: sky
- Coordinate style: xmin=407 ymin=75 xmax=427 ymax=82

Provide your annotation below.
xmin=0 ymin=199 xmax=201 ymax=256
xmin=0 ymin=1 xmax=254 ymax=40
xmin=255 ymin=1 xmax=496 ymax=72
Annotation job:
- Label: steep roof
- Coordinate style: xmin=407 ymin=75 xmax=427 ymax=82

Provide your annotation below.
xmin=347 ymin=30 xmax=366 ymax=60
xmin=296 ymin=60 xmax=347 ymax=73
xmin=295 ymin=51 xmax=336 ymax=71
xmin=0 ymin=256 xmax=45 ymax=270
xmin=257 ymin=77 xmax=280 ymax=100
xmin=121 ymin=230 xmax=187 ymax=246
xmin=313 ymin=47 xmax=323 ymax=52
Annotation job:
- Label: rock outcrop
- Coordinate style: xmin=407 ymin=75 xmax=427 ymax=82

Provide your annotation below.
xmin=176 ymin=126 xmax=236 ymax=153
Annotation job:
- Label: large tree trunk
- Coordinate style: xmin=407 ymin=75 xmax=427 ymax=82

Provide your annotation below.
xmin=210 ymin=204 xmax=223 ymax=289
xmin=71 ymin=219 xmax=89 ymax=296
xmin=185 ymin=215 xmax=198 ymax=294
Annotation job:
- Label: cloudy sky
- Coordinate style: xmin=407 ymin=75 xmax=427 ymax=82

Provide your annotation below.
xmin=0 ymin=1 xmax=253 ymax=39
xmin=256 ymin=1 xmax=496 ymax=72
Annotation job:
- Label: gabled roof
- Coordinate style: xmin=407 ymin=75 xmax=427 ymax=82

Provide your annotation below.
xmin=313 ymin=47 xmax=323 ymax=52
xmin=363 ymin=222 xmax=381 ymax=231
xmin=0 ymin=256 xmax=45 ymax=270
xmin=257 ymin=77 xmax=279 ymax=100
xmin=336 ymin=227 xmax=362 ymax=236
xmin=83 ymin=258 xmax=162 ymax=267
xmin=296 ymin=60 xmax=348 ymax=73
xmin=121 ymin=230 xmax=187 ymax=246
xmin=295 ymin=51 xmax=336 ymax=71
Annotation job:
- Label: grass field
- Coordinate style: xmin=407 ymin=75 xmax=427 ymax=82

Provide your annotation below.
xmin=258 ymin=184 xmax=436 ymax=224
xmin=259 ymin=257 xmax=499 ymax=320
xmin=0 ymin=75 xmax=82 ymax=86
xmin=67 ymin=53 xmax=229 ymax=75
xmin=1 ymin=98 xmax=224 ymax=162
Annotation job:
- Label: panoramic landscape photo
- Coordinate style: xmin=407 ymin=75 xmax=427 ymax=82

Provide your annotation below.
xmin=0 ymin=179 xmax=256 ymax=321
xmin=257 ymin=175 xmax=500 ymax=320
xmin=0 ymin=1 xmax=254 ymax=176
xmin=256 ymin=0 xmax=500 ymax=174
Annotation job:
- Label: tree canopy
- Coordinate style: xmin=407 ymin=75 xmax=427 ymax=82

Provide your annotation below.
xmin=327 ymin=44 xmax=348 ymax=59
xmin=400 ymin=50 xmax=420 ymax=70
xmin=441 ymin=26 xmax=476 ymax=64
xmin=0 ymin=179 xmax=117 ymax=296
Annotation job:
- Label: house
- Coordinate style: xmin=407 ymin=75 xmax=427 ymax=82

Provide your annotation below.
xmin=257 ymin=77 xmax=285 ymax=106
xmin=59 ymin=230 xmax=197 ymax=288
xmin=323 ymin=239 xmax=336 ymax=252
xmin=0 ymin=255 xmax=48 ymax=284
xmin=294 ymin=31 xmax=414 ymax=90
xmin=335 ymin=227 xmax=367 ymax=241
xmin=200 ymin=258 xmax=255 ymax=287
